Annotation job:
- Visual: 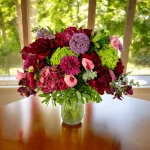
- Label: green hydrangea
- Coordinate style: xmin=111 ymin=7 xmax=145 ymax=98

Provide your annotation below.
xmin=50 ymin=47 xmax=77 ymax=65
xmin=96 ymin=45 xmax=119 ymax=70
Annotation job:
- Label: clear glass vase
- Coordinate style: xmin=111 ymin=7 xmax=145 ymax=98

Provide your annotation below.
xmin=61 ymin=102 xmax=84 ymax=125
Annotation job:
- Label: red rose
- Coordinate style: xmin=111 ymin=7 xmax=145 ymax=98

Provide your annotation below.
xmin=57 ymin=77 xmax=68 ymax=90
xmin=21 ymin=38 xmax=53 ymax=61
xmin=64 ymin=30 xmax=74 ymax=41
xmin=88 ymin=79 xmax=104 ymax=95
xmin=64 ymin=27 xmax=78 ymax=33
xmin=55 ymin=28 xmax=76 ymax=48
xmin=90 ymin=51 xmax=101 ymax=64
xmin=88 ymin=65 xmax=112 ymax=95
xmin=29 ymin=38 xmax=52 ymax=54
xmin=55 ymin=32 xmax=68 ymax=47
xmin=78 ymin=28 xmax=92 ymax=37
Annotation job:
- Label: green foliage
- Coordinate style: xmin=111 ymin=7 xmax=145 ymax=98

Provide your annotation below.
xmin=92 ymin=29 xmax=109 ymax=50
xmin=110 ymin=72 xmax=139 ymax=99
xmin=38 ymin=83 xmax=102 ymax=106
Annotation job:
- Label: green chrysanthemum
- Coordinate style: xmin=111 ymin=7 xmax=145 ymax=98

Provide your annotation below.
xmin=96 ymin=45 xmax=119 ymax=70
xmin=50 ymin=47 xmax=78 ymax=65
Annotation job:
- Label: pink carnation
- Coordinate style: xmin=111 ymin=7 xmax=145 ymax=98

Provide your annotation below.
xmin=37 ymin=66 xmax=59 ymax=93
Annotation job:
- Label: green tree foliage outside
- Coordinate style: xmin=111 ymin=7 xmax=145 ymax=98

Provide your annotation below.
xmin=0 ymin=0 xmax=21 ymax=75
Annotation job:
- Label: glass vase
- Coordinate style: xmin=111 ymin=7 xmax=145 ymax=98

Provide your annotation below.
xmin=61 ymin=102 xmax=84 ymax=125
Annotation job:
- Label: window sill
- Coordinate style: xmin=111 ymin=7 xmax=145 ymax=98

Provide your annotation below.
xmin=0 ymin=76 xmax=17 ymax=86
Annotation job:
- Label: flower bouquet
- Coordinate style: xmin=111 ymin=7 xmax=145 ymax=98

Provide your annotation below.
xmin=17 ymin=26 xmax=138 ymax=125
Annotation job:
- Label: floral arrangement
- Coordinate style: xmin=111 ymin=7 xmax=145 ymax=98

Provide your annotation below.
xmin=16 ymin=27 xmax=138 ymax=105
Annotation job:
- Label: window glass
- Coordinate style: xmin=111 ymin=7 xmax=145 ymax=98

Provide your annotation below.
xmin=0 ymin=0 xmax=22 ymax=76
xmin=126 ymin=0 xmax=150 ymax=76
xmin=126 ymin=1 xmax=150 ymax=86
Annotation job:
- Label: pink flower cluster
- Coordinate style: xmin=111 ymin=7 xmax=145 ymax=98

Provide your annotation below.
xmin=37 ymin=66 xmax=68 ymax=93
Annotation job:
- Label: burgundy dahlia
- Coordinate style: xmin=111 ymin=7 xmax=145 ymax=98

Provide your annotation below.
xmin=69 ymin=33 xmax=90 ymax=54
xmin=60 ymin=56 xmax=80 ymax=75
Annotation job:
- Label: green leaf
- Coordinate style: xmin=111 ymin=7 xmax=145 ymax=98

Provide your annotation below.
xmin=92 ymin=30 xmax=101 ymax=42
xmin=91 ymin=30 xmax=95 ymax=39
xmin=76 ymin=91 xmax=81 ymax=100
xmin=38 ymin=93 xmax=50 ymax=98
xmin=80 ymin=98 xmax=85 ymax=104
xmin=82 ymin=93 xmax=90 ymax=100
xmin=95 ymin=42 xmax=100 ymax=48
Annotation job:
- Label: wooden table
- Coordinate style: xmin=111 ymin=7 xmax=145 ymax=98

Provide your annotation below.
xmin=0 ymin=94 xmax=150 ymax=150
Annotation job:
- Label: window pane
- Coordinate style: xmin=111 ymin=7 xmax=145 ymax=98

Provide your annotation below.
xmin=126 ymin=1 xmax=150 ymax=86
xmin=30 ymin=0 xmax=88 ymax=36
xmin=0 ymin=0 xmax=22 ymax=76
xmin=126 ymin=0 xmax=150 ymax=76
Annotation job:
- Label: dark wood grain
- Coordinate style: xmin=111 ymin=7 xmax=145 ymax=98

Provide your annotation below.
xmin=0 ymin=94 xmax=150 ymax=150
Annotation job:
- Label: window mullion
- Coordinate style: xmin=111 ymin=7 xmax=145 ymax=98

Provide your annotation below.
xmin=87 ymin=0 xmax=96 ymax=30
xmin=21 ymin=0 xmax=31 ymax=47
xmin=121 ymin=0 xmax=137 ymax=73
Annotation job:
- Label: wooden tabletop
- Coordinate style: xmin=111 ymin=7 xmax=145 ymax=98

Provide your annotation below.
xmin=0 ymin=94 xmax=150 ymax=150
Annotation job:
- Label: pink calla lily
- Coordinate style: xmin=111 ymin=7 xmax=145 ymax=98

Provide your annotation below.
xmin=110 ymin=36 xmax=123 ymax=52
xmin=64 ymin=74 xmax=77 ymax=87
xmin=82 ymin=58 xmax=94 ymax=70
xmin=110 ymin=36 xmax=119 ymax=50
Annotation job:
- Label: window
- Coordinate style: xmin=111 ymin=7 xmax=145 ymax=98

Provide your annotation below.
xmin=0 ymin=0 xmax=22 ymax=77
xmin=0 ymin=0 xmax=149 ymax=87
xmin=126 ymin=0 xmax=150 ymax=86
